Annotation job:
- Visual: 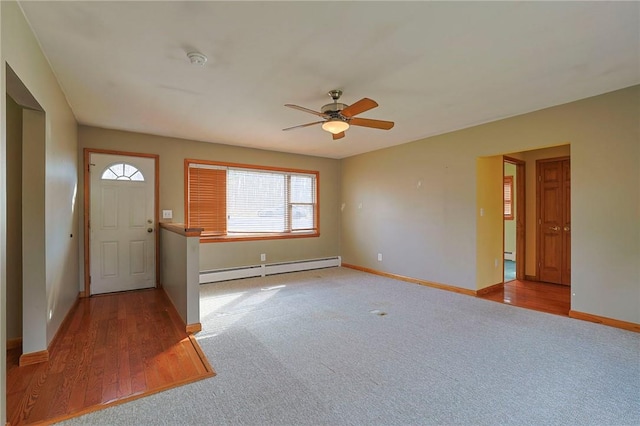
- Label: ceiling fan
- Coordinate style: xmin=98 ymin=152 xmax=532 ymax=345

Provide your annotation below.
xmin=283 ymin=90 xmax=394 ymax=140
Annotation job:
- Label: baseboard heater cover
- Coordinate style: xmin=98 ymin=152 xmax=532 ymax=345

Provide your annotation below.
xmin=199 ymin=265 xmax=263 ymax=283
xmin=200 ymin=256 xmax=341 ymax=284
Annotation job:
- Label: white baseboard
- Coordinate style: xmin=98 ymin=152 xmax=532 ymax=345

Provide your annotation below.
xmin=200 ymin=256 xmax=341 ymax=284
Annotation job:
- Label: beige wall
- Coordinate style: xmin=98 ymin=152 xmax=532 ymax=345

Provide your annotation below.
xmin=6 ymin=95 xmax=22 ymax=340
xmin=341 ymin=85 xmax=639 ymax=323
xmin=21 ymin=109 xmax=47 ymax=354
xmin=476 ymin=156 xmax=504 ymax=289
xmin=78 ymin=126 xmax=341 ymax=279
xmin=1 ymin=0 xmax=79 ymax=359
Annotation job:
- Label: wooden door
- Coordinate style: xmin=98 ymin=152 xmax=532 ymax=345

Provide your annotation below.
xmin=537 ymin=158 xmax=570 ymax=285
xmin=89 ymin=153 xmax=156 ymax=294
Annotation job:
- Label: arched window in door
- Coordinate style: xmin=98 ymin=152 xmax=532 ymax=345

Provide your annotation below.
xmin=101 ymin=163 xmax=145 ymax=181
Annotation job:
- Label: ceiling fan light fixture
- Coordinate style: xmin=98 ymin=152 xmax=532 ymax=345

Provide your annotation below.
xmin=284 ymin=90 xmax=393 ymax=138
xmin=322 ymin=119 xmax=349 ymax=135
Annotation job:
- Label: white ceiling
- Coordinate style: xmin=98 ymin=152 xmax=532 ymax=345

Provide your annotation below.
xmin=18 ymin=1 xmax=640 ymax=159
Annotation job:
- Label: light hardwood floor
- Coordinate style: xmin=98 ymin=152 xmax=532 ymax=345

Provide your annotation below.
xmin=478 ymin=279 xmax=571 ymax=316
xmin=6 ymin=288 xmax=215 ymax=425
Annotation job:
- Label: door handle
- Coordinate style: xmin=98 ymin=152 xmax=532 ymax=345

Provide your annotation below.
xmin=147 ymin=228 xmax=153 ymax=233
xmin=564 ymin=226 xmax=570 ymax=232
xmin=549 ymin=226 xmax=560 ymax=231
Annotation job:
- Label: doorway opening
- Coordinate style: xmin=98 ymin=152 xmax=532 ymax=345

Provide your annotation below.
xmin=478 ymin=145 xmax=571 ymax=317
xmin=503 ymin=156 xmax=525 ymax=283
xmin=5 ymin=63 xmax=47 ymax=361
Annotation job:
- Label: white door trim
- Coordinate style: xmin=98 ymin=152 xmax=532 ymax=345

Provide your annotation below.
xmin=83 ymin=148 xmax=159 ymax=297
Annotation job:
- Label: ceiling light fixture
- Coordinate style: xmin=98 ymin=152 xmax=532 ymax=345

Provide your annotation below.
xmin=321 ymin=119 xmax=349 ymax=135
xmin=187 ymin=52 xmax=207 ymax=66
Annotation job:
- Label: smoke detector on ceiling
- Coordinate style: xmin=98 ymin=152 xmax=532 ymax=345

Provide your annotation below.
xmin=187 ymin=52 xmax=207 ymax=66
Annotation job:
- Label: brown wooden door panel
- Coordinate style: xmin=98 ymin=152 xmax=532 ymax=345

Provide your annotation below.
xmin=542 ymin=187 xmax=561 ymax=223
xmin=538 ymin=158 xmax=571 ymax=285
xmin=541 ymin=232 xmax=562 ymax=283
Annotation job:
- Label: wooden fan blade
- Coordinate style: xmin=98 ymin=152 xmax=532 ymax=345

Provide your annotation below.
xmin=340 ymin=98 xmax=378 ymax=118
xmin=285 ymin=104 xmax=328 ymax=118
xmin=349 ymin=117 xmax=394 ymax=130
xmin=333 ymin=131 xmax=345 ymax=140
xmin=282 ymin=121 xmax=324 ymax=131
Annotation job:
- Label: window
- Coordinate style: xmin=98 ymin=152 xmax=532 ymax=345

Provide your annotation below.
xmin=101 ymin=163 xmax=144 ymax=181
xmin=186 ymin=159 xmax=319 ymax=241
xmin=504 ymin=175 xmax=514 ymax=220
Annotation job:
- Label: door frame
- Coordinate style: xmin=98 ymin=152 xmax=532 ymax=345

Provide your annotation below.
xmin=83 ymin=148 xmax=160 ymax=297
xmin=503 ymin=156 xmax=526 ymax=281
xmin=536 ymin=155 xmax=570 ymax=284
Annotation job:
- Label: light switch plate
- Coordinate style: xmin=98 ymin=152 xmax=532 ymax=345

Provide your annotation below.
xmin=162 ymin=210 xmax=173 ymax=219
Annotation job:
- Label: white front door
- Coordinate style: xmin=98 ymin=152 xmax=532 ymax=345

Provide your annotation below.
xmin=90 ymin=153 xmax=156 ymax=295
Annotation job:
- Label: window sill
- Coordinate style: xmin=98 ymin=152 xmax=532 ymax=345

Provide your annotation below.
xmin=199 ymin=232 xmax=319 ymax=243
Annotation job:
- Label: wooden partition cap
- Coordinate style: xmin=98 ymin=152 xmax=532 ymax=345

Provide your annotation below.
xmin=160 ymin=222 xmax=204 ymax=237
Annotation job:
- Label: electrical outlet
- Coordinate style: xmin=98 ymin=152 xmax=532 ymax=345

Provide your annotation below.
xmin=261 ymin=253 xmax=266 ymax=262
xmin=378 ymin=253 xmax=383 ymax=262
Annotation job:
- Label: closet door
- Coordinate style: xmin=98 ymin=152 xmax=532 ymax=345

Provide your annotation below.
xmin=538 ymin=158 xmax=570 ymax=285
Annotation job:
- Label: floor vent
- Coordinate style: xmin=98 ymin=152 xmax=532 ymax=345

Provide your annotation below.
xmin=199 ymin=256 xmax=341 ymax=284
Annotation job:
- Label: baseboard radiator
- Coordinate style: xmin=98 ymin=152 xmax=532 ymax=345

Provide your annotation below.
xmin=199 ymin=256 xmax=341 ymax=284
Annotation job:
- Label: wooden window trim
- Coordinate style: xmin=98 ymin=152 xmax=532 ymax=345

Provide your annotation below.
xmin=184 ymin=159 xmax=320 ymax=242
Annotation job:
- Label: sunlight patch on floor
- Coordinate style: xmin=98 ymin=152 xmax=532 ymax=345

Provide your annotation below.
xmin=200 ymin=292 xmax=247 ymax=313
xmin=200 ymin=285 xmax=285 ymax=331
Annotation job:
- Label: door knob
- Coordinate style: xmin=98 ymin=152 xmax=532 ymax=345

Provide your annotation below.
xmin=147 ymin=228 xmax=153 ymax=233
xmin=549 ymin=226 xmax=560 ymax=231
xmin=564 ymin=226 xmax=570 ymax=231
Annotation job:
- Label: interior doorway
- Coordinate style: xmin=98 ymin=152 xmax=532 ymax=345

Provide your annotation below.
xmin=503 ymin=156 xmax=525 ymax=282
xmin=6 ymin=64 xmax=47 ymax=358
xmin=480 ymin=146 xmax=571 ymax=316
